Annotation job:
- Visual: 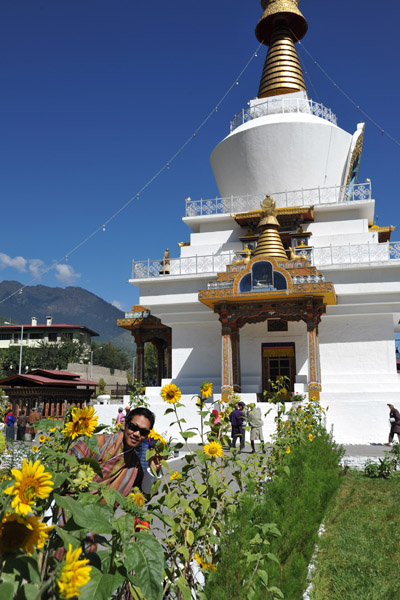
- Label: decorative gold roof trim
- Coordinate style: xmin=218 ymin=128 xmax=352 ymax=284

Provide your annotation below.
xmin=231 ymin=206 xmax=313 ymax=219
xmin=345 ymin=124 xmax=365 ymax=190
xmin=369 ymin=225 xmax=396 ymax=232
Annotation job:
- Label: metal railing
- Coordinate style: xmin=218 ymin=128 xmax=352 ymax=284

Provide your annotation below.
xmin=185 ymin=182 xmax=371 ymax=217
xmin=131 ymin=241 xmax=400 ymax=280
xmin=313 ymin=240 xmax=400 ymax=266
xmin=230 ymin=97 xmax=337 ymax=132
xmin=131 ymin=252 xmax=236 ymax=279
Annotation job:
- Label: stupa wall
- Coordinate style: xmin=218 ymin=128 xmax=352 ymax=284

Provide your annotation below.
xmin=210 ymin=114 xmax=354 ymax=198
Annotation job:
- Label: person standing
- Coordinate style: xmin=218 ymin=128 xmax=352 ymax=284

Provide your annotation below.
xmin=17 ymin=408 xmax=28 ymax=441
xmin=247 ymin=403 xmax=265 ymax=454
xmin=229 ymin=401 xmax=246 ymax=452
xmin=116 ymin=407 xmax=125 ymax=425
xmin=28 ymin=406 xmax=41 ymax=441
xmin=386 ymin=403 xmax=400 ymax=445
xmin=5 ymin=407 xmax=16 ymax=442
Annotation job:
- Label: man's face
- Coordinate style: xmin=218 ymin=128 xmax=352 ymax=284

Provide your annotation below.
xmin=123 ymin=414 xmax=151 ymax=449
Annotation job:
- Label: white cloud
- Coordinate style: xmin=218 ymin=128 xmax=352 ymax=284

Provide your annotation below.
xmin=112 ymin=300 xmax=124 ymax=311
xmin=0 ymin=252 xmax=81 ymax=286
xmin=54 ymin=264 xmax=81 ymax=285
xmin=0 ymin=253 xmax=27 ymax=272
xmin=28 ymin=258 xmax=46 ymax=279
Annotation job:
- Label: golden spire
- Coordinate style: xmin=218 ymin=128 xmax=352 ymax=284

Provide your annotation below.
xmin=255 ymin=0 xmax=308 ymax=98
xmin=254 ymin=196 xmax=288 ymax=260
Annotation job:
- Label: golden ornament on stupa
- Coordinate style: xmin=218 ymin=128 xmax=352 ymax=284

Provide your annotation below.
xmin=254 ymin=196 xmax=288 ymax=260
xmin=255 ymin=0 xmax=308 ymax=98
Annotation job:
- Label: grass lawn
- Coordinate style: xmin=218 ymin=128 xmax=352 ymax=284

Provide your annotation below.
xmin=310 ymin=470 xmax=400 ymax=600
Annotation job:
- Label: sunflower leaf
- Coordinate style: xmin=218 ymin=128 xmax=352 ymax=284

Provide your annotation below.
xmin=0 ymin=582 xmax=15 ymax=600
xmin=126 ymin=533 xmax=164 ymax=600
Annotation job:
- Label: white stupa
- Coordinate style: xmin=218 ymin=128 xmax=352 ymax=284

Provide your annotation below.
xmin=119 ymin=0 xmax=400 ymax=444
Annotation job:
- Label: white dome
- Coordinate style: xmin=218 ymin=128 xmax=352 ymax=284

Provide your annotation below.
xmin=210 ymin=110 xmax=354 ymax=198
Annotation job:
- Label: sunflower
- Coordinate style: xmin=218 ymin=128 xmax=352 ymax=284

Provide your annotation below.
xmin=49 ymin=427 xmax=57 ymax=432
xmin=39 ymin=435 xmax=46 ymax=443
xmin=0 ymin=513 xmax=54 ymax=555
xmin=160 ymin=383 xmax=181 ymax=404
xmin=203 ymin=441 xmax=223 ymax=459
xmin=4 ymin=458 xmax=54 ymax=516
xmin=308 ymin=434 xmax=313 ymax=442
xmin=194 ymin=553 xmax=216 ymax=571
xmin=149 ymin=429 xmax=166 ymax=446
xmin=286 ymin=447 xmax=291 ymax=454
xmin=57 ymin=544 xmax=91 ymax=599
xmin=31 ymin=446 xmax=39 ymax=453
xmin=130 ymin=490 xmax=146 ymax=508
xmin=169 ymin=471 xmax=181 ymax=481
xmin=62 ymin=406 xmax=98 ymax=440
xmin=200 ymin=382 xmax=213 ymax=399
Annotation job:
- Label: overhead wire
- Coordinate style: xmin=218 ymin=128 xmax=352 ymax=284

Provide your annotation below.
xmin=0 ymin=41 xmax=264 ymax=307
xmin=293 ymin=33 xmax=400 ymax=148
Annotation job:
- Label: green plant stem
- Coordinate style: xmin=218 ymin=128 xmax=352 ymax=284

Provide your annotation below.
xmin=33 ymin=576 xmax=54 ymax=600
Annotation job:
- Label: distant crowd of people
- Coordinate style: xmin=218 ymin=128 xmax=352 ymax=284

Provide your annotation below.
xmin=4 ymin=405 xmax=41 ymax=442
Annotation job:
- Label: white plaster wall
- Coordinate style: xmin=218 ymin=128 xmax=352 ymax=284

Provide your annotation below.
xmin=239 ymin=321 xmax=308 ymax=393
xmin=319 ymin=314 xmax=399 ymax=392
xmin=171 ymin=321 xmax=221 ymax=392
xmin=210 ymin=114 xmax=353 ymax=198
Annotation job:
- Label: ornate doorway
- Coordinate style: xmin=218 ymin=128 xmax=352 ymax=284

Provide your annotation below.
xmin=262 ymin=343 xmax=295 ymax=398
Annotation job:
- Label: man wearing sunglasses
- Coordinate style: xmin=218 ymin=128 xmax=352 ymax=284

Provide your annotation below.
xmin=70 ymin=407 xmax=160 ymax=497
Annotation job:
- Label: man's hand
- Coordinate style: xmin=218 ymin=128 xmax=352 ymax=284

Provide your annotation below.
xmin=148 ymin=452 xmax=162 ymax=475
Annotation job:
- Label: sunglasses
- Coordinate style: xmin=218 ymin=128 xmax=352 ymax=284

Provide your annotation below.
xmin=127 ymin=421 xmax=150 ymax=437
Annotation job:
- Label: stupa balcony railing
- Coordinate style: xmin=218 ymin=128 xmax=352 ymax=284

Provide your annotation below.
xmin=230 ymin=97 xmax=337 ymax=132
xmin=185 ymin=182 xmax=371 ymax=217
xmin=131 ymin=241 xmax=400 ymax=280
xmin=312 ymin=241 xmax=400 ymax=267
xmin=131 ymin=252 xmax=236 ymax=279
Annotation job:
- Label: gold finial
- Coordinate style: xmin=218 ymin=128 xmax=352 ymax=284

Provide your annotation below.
xmin=255 ymin=0 xmax=308 ymax=98
xmin=256 ymin=0 xmax=307 ymax=45
xmin=254 ymin=195 xmax=288 ymax=260
xmin=260 ymin=194 xmax=276 ymax=215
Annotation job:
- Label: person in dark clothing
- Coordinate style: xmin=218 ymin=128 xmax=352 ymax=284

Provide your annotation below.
xmin=17 ymin=408 xmax=28 ymax=441
xmin=387 ymin=403 xmax=400 ymax=445
xmin=229 ymin=401 xmax=246 ymax=451
xmin=5 ymin=407 xmax=16 ymax=442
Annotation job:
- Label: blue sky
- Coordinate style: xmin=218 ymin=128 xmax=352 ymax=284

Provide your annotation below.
xmin=0 ymin=0 xmax=399 ymax=313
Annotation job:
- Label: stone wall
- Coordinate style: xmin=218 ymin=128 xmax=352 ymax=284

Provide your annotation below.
xmin=67 ymin=363 xmax=128 ymax=387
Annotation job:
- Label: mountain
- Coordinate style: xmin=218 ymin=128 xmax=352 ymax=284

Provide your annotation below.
xmin=0 ymin=281 xmax=134 ymax=351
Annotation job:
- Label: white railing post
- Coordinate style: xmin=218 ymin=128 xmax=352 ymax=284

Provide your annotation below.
xmin=231 ymin=195 xmax=234 ymax=213
xmin=195 ymin=254 xmax=198 ymax=274
xmin=349 ymin=243 xmax=352 ymax=264
xmin=330 ymin=245 xmax=333 ymax=265
xmin=147 ymin=258 xmax=150 ymax=277
xmin=368 ymin=241 xmax=371 ymax=264
xmin=301 ymin=188 xmax=304 ymax=206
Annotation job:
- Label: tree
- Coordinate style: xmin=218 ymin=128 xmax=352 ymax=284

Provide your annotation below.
xmin=144 ymin=343 xmax=158 ymax=385
xmin=91 ymin=342 xmax=131 ymax=372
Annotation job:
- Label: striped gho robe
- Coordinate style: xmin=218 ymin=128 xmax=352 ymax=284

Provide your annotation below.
xmin=70 ymin=431 xmax=143 ymax=496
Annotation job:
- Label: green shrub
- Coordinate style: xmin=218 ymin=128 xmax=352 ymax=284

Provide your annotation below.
xmin=205 ymin=431 xmax=343 ymax=600
xmin=364 ymin=457 xmax=396 ymax=479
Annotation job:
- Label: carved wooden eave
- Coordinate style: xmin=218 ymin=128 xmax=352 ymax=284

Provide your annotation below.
xmin=117 ymin=305 xmax=171 ymax=343
xmin=232 ymin=206 xmax=314 ymax=229
xmin=198 ymin=256 xmax=336 ymax=313
xmin=369 ymin=225 xmax=396 ymax=243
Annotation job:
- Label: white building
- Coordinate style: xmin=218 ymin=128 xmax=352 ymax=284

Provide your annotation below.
xmin=119 ymin=0 xmax=400 ymax=444
xmin=0 ymin=317 xmax=98 ymax=349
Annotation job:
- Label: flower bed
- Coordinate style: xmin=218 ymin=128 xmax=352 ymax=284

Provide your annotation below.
xmin=0 ymin=382 xmax=340 ymax=599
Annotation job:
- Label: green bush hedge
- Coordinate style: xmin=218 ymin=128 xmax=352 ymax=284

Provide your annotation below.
xmin=204 ymin=432 xmax=344 ymax=600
